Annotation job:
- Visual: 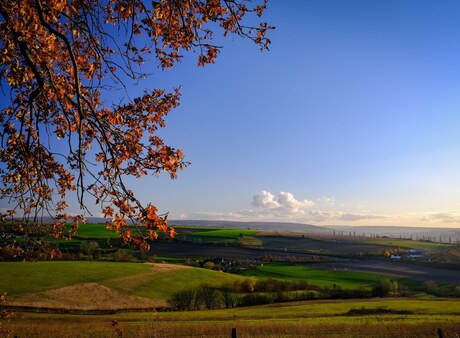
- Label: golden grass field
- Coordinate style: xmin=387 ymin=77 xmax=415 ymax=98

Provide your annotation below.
xmin=3 ymin=299 xmax=460 ymax=337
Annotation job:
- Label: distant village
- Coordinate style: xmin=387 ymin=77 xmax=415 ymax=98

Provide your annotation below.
xmin=390 ymin=248 xmax=426 ymax=260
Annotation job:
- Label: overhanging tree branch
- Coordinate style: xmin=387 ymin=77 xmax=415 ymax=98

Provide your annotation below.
xmin=0 ymin=0 xmax=273 ymax=251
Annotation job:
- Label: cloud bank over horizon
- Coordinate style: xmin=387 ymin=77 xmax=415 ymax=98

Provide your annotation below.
xmin=248 ymin=190 xmax=386 ymax=223
xmin=177 ymin=190 xmax=460 ymax=228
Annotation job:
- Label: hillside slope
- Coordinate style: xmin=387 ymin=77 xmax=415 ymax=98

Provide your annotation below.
xmin=0 ymin=262 xmax=246 ymax=310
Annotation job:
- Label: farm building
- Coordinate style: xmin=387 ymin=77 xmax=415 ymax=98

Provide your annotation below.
xmin=408 ymin=248 xmax=426 ymax=258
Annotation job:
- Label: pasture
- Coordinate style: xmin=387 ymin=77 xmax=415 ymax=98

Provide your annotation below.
xmin=0 ymin=261 xmax=247 ymax=309
xmin=185 ymin=228 xmax=260 ymax=245
xmin=364 ymin=238 xmax=452 ymax=251
xmin=238 ymin=262 xmax=390 ymax=289
xmin=72 ymin=223 xmax=120 ymax=239
xmin=187 ymin=229 xmax=259 ymax=238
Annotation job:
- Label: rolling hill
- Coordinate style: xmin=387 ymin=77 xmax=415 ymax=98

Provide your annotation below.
xmin=171 ymin=219 xmax=332 ymax=234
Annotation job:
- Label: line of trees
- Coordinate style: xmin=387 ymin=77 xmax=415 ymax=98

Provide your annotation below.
xmin=168 ymin=278 xmax=460 ymax=311
xmin=168 ymin=279 xmax=389 ymax=311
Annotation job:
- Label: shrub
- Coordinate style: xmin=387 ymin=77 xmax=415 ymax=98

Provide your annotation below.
xmin=239 ymin=293 xmax=275 ymax=307
xmin=242 ymin=279 xmax=255 ymax=292
xmin=254 ymin=279 xmax=314 ymax=293
xmin=398 ymin=284 xmax=412 ymax=297
xmin=0 ymin=245 xmax=21 ymax=261
xmin=372 ymin=279 xmax=398 ymax=297
xmin=276 ymin=290 xmax=320 ymax=302
xmin=168 ymin=289 xmax=199 ymax=311
xmin=202 ymin=261 xmax=215 ymax=270
xmin=219 ymin=287 xmax=239 ymax=308
xmin=423 ymin=280 xmax=438 ymax=294
xmin=199 ymin=285 xmax=220 ymax=309
xmin=454 ymin=286 xmax=460 ymax=297
xmin=80 ymin=241 xmax=100 ymax=256
xmin=184 ymin=258 xmax=200 ymax=267
xmin=233 ymin=279 xmax=255 ymax=293
xmin=114 ymin=249 xmax=133 ymax=262
xmin=255 ymin=279 xmax=282 ymax=292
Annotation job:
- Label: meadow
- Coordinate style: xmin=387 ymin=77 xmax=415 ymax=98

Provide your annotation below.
xmin=0 ymin=260 xmax=403 ymax=302
xmin=183 ymin=228 xmax=260 ymax=245
xmin=364 ymin=239 xmax=452 ymax=251
xmin=186 ymin=228 xmax=259 ymax=238
xmin=239 ymin=262 xmax=392 ymax=289
xmin=0 ymin=261 xmax=247 ymax=307
xmin=72 ymin=223 xmax=120 ymax=239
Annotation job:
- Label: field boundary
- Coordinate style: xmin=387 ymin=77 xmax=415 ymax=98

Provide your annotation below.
xmin=2 ymin=305 xmax=161 ymax=315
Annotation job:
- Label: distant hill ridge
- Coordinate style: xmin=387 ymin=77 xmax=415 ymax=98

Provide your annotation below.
xmin=14 ymin=217 xmax=460 ymax=241
xmin=13 ymin=216 xmax=329 ymax=234
xmin=170 ymin=219 xmax=331 ymax=234
xmin=328 ymin=225 xmax=460 ymax=242
xmin=170 ymin=220 xmax=460 ymax=242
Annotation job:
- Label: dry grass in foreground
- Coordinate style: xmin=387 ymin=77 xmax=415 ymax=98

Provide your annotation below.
xmin=8 ymin=283 xmax=165 ymax=310
xmin=2 ymin=298 xmax=460 ymax=337
xmin=3 ymin=315 xmax=460 ymax=337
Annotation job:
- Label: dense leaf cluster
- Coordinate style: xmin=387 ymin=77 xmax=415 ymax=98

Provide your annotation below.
xmin=0 ymin=0 xmax=272 ymax=249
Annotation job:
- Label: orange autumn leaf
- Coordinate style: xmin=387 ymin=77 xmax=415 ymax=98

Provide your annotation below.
xmin=0 ymin=0 xmax=272 ymax=250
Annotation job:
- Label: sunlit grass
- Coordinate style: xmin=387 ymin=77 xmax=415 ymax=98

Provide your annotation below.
xmin=239 ymin=262 xmax=388 ymax=289
xmin=0 ymin=261 xmax=246 ymax=300
xmin=5 ymin=299 xmax=460 ymax=337
xmin=0 ymin=261 xmax=150 ymax=296
xmin=105 ymin=266 xmax=247 ymax=300
xmin=190 ymin=228 xmax=259 ymax=238
xmin=364 ymin=239 xmax=452 ymax=251
xmin=185 ymin=228 xmax=260 ymax=245
xmin=73 ymin=223 xmax=120 ymax=239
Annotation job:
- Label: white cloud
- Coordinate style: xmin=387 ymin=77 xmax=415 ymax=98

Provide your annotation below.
xmin=252 ymin=190 xmax=280 ymax=209
xmin=278 ymin=191 xmax=315 ymax=211
xmin=250 ymin=190 xmax=315 ymax=218
xmin=316 ymin=197 xmax=335 ymax=206
xmin=248 ymin=192 xmax=386 ymax=222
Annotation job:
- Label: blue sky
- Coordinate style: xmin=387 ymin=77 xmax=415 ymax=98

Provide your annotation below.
xmin=4 ymin=1 xmax=460 ymax=227
xmin=128 ymin=0 xmax=460 ymax=227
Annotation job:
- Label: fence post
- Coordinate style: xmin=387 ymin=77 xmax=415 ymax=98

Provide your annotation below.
xmin=438 ymin=328 xmax=443 ymax=338
xmin=231 ymin=327 xmax=237 ymax=338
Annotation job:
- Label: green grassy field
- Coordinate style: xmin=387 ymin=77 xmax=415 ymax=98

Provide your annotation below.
xmin=239 ymin=262 xmax=391 ymax=289
xmin=0 ymin=261 xmax=151 ymax=296
xmin=20 ymin=223 xmax=119 ymax=249
xmin=185 ymin=228 xmax=260 ymax=245
xmin=364 ymin=238 xmax=452 ymax=251
xmin=59 ymin=224 xmax=260 ymax=244
xmin=72 ymin=223 xmax=120 ymax=239
xmin=189 ymin=228 xmax=258 ymax=238
xmin=0 ymin=261 xmax=247 ymax=301
xmin=4 ymin=299 xmax=460 ymax=337
xmin=108 ymin=265 xmax=246 ymax=300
